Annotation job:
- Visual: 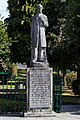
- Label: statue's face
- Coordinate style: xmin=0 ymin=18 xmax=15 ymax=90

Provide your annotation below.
xmin=37 ymin=4 xmax=43 ymax=13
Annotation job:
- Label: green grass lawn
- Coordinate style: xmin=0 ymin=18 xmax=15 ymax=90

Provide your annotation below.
xmin=62 ymin=95 xmax=80 ymax=105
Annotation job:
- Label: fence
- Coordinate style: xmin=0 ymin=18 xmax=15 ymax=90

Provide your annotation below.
xmin=0 ymin=71 xmax=62 ymax=115
xmin=0 ymin=71 xmax=26 ymax=115
xmin=53 ymin=74 xmax=62 ymax=112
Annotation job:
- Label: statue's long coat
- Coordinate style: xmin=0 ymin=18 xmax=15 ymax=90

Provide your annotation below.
xmin=31 ymin=13 xmax=48 ymax=47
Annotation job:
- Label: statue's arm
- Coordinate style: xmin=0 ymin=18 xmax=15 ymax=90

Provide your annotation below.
xmin=44 ymin=16 xmax=49 ymax=27
xmin=41 ymin=15 xmax=49 ymax=27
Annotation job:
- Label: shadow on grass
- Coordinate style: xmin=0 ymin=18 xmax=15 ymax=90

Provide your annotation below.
xmin=0 ymin=112 xmax=25 ymax=117
xmin=62 ymin=95 xmax=80 ymax=115
xmin=62 ymin=105 xmax=80 ymax=115
xmin=62 ymin=95 xmax=80 ymax=105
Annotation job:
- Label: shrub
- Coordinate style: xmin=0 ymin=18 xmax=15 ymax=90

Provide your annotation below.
xmin=66 ymin=72 xmax=77 ymax=89
xmin=72 ymin=80 xmax=80 ymax=95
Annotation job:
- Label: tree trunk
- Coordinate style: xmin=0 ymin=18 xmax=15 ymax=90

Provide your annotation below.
xmin=77 ymin=69 xmax=80 ymax=80
xmin=63 ymin=69 xmax=67 ymax=86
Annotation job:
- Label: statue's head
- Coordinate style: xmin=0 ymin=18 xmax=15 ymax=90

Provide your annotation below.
xmin=37 ymin=4 xmax=43 ymax=13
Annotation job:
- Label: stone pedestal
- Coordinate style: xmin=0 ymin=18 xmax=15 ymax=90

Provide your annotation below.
xmin=26 ymin=67 xmax=53 ymax=116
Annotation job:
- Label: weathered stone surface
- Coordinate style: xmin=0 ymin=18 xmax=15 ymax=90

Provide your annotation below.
xmin=31 ymin=62 xmax=49 ymax=68
xmin=24 ymin=111 xmax=56 ymax=117
xmin=27 ymin=68 xmax=53 ymax=110
xmin=31 ymin=4 xmax=49 ymax=66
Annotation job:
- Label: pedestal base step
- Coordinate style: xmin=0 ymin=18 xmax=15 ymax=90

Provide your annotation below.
xmin=24 ymin=111 xmax=56 ymax=117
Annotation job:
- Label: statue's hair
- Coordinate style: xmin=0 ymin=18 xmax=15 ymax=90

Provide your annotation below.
xmin=37 ymin=4 xmax=43 ymax=9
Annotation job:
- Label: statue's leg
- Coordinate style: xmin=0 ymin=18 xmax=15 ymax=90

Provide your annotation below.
xmin=38 ymin=47 xmax=44 ymax=62
xmin=43 ymin=48 xmax=48 ymax=63
xmin=38 ymin=47 xmax=48 ymax=63
xmin=31 ymin=47 xmax=38 ymax=63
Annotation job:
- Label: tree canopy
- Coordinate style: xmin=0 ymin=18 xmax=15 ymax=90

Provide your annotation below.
xmin=0 ymin=17 xmax=11 ymax=63
xmin=47 ymin=0 xmax=80 ymax=70
xmin=64 ymin=0 xmax=80 ymax=68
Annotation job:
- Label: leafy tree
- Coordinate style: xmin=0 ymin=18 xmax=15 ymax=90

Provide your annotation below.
xmin=49 ymin=0 xmax=80 ymax=80
xmin=6 ymin=0 xmax=32 ymax=65
xmin=43 ymin=0 xmax=67 ymax=67
xmin=64 ymin=0 xmax=80 ymax=79
xmin=0 ymin=16 xmax=11 ymax=64
xmin=45 ymin=0 xmax=80 ymax=70
xmin=64 ymin=0 xmax=80 ymax=62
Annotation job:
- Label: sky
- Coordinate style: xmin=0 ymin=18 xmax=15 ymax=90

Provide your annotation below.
xmin=0 ymin=0 xmax=9 ymax=20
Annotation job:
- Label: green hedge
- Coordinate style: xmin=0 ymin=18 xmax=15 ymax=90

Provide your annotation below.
xmin=72 ymin=80 xmax=80 ymax=95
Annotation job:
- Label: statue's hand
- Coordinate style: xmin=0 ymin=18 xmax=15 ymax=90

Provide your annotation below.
xmin=39 ymin=14 xmax=43 ymax=20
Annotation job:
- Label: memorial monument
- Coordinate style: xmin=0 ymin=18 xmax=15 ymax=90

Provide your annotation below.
xmin=26 ymin=4 xmax=54 ymax=116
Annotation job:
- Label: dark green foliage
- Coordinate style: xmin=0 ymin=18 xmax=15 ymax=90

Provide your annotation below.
xmin=45 ymin=0 xmax=65 ymax=35
xmin=47 ymin=0 xmax=80 ymax=70
xmin=0 ymin=18 xmax=11 ymax=63
xmin=44 ymin=0 xmax=67 ymax=67
xmin=54 ymin=0 xmax=80 ymax=70
xmin=6 ymin=0 xmax=31 ymax=65
xmin=64 ymin=0 xmax=80 ymax=65
xmin=72 ymin=80 xmax=80 ymax=95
